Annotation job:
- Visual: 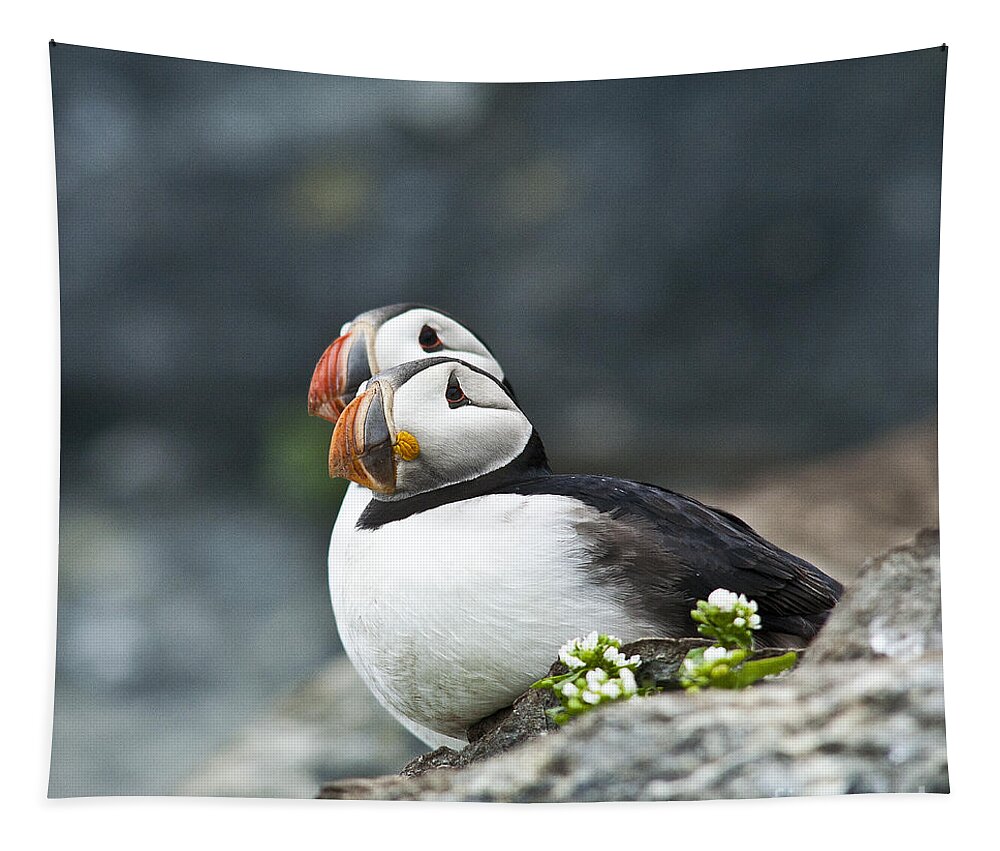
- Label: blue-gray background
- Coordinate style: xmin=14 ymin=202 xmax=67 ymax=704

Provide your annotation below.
xmin=49 ymin=44 xmax=946 ymax=796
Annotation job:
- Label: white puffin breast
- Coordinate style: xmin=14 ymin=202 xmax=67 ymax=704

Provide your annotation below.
xmin=331 ymin=492 xmax=658 ymax=742
xmin=329 ymin=483 xmax=466 ymax=748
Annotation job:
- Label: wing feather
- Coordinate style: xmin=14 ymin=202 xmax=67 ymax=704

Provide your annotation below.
xmin=499 ymin=474 xmax=843 ymax=642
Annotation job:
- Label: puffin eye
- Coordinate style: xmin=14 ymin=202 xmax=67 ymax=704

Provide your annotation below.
xmin=419 ymin=324 xmax=444 ymax=353
xmin=445 ymin=375 xmax=469 ymax=409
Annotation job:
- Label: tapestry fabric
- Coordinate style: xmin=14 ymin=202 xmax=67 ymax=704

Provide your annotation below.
xmin=48 ymin=43 xmax=948 ymax=800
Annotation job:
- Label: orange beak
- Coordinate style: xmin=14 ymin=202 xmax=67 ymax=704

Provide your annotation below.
xmin=307 ymin=328 xmax=373 ymax=423
xmin=328 ymin=382 xmax=397 ymax=494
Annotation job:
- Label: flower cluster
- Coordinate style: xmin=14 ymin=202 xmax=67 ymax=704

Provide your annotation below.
xmin=691 ymin=588 xmax=762 ymax=651
xmin=677 ymin=645 xmax=750 ymax=690
xmin=680 ymin=588 xmax=797 ymax=691
xmin=534 ymin=632 xmax=645 ymax=725
xmin=558 ymin=630 xmax=640 ymax=671
xmin=557 ymin=665 xmax=638 ymax=706
xmin=535 ymin=591 xmax=799 ymax=722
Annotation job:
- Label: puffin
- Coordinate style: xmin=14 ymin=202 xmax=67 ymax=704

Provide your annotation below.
xmin=322 ymin=356 xmax=843 ymax=749
xmin=308 ymin=303 xmax=512 ymax=423
xmin=308 ymin=304 xmax=512 ymax=746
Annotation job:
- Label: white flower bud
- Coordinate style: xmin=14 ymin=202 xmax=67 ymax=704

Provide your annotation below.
xmin=619 ymin=667 xmax=638 ymax=695
xmin=733 ymin=617 xmax=746 ymax=627
xmin=599 ymin=681 xmax=622 ymax=699
xmin=581 ymin=690 xmax=602 ymax=705
xmin=561 ymin=682 xmax=580 ymax=697
xmin=704 ymin=646 xmax=728 ymax=663
xmin=586 ymin=668 xmax=608 ymax=690
xmin=707 ymin=589 xmax=738 ymax=612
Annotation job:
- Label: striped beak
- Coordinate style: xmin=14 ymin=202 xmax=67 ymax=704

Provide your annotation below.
xmin=328 ymin=382 xmax=397 ymax=494
xmin=307 ymin=326 xmax=374 ymax=423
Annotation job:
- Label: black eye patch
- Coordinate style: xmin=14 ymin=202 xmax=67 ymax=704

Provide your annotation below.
xmin=445 ymin=373 xmax=470 ymax=408
xmin=419 ymin=324 xmax=444 ymax=353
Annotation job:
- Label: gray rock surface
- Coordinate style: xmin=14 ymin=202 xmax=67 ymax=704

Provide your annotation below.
xmin=178 ymin=656 xmax=423 ymax=797
xmin=318 ymin=529 xmax=946 ymax=801
xmin=809 ymin=528 xmax=942 ymax=664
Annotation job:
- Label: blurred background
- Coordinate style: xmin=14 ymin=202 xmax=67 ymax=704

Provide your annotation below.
xmin=49 ymin=44 xmax=945 ymax=797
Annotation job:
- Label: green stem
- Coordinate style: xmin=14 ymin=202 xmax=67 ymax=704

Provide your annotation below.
xmin=717 ymin=652 xmax=798 ymax=688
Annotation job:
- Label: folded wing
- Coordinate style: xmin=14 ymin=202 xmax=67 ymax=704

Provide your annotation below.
xmin=500 ymin=475 xmax=843 ymax=645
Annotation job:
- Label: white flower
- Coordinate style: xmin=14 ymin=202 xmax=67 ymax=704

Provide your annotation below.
xmin=560 ymin=682 xmax=580 ymax=698
xmin=580 ymin=631 xmax=600 ymax=652
xmin=619 ymin=667 xmax=638 ymax=695
xmin=581 ymin=690 xmax=602 ymax=705
xmin=748 ymin=614 xmax=761 ymax=629
xmin=603 ymin=646 xmax=623 ymax=663
xmin=703 ymin=646 xmax=729 ymax=663
xmin=599 ymin=680 xmax=622 ymax=699
xmin=626 ymin=654 xmax=640 ymax=667
xmin=560 ymin=649 xmax=586 ymax=669
xmin=707 ymin=589 xmax=739 ymax=612
xmin=586 ymin=668 xmax=608 ymax=690
xmin=733 ymin=616 xmax=746 ymax=627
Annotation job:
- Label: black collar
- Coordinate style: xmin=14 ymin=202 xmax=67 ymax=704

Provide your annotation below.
xmin=357 ymin=430 xmax=550 ymax=529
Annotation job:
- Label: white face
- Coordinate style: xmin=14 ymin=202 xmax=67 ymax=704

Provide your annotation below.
xmin=374 ymin=309 xmax=505 ymax=381
xmin=385 ymin=361 xmax=531 ymax=498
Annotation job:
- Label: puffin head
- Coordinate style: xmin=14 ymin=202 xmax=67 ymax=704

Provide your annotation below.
xmin=308 ymin=304 xmax=509 ymax=422
xmin=327 ymin=357 xmax=535 ymax=499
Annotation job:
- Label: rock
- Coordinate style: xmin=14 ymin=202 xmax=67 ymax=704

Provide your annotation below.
xmin=808 ymin=528 xmax=941 ymax=664
xmin=178 ymin=656 xmax=424 ymax=797
xmin=317 ymin=529 xmax=946 ymax=801
xmin=319 ymin=637 xmax=800 ymax=796
xmin=398 ymin=747 xmax=461 ymax=777
xmin=385 ymin=637 xmax=718 ymax=780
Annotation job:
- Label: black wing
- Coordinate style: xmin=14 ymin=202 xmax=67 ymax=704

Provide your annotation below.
xmin=498 ymin=474 xmax=844 ymax=644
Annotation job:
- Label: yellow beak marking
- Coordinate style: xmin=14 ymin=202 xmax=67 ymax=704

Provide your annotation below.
xmin=393 ymin=430 xmax=420 ymax=462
